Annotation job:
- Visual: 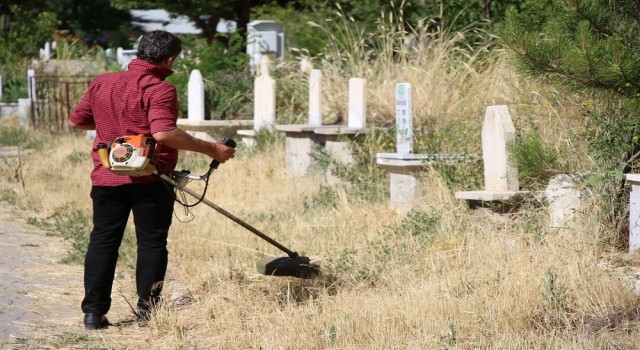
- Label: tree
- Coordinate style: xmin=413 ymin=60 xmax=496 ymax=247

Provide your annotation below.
xmin=2 ymin=1 xmax=130 ymax=48
xmin=0 ymin=4 xmax=60 ymax=61
xmin=498 ymin=0 xmax=640 ymax=247
xmin=499 ymin=0 xmax=640 ymax=100
xmin=110 ymin=0 xmax=259 ymax=45
xmin=498 ymin=0 xmax=640 ymax=165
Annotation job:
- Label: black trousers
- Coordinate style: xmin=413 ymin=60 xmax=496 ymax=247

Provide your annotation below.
xmin=81 ymin=181 xmax=174 ymax=314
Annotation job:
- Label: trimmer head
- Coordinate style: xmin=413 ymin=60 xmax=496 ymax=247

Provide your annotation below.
xmin=256 ymin=256 xmax=320 ymax=279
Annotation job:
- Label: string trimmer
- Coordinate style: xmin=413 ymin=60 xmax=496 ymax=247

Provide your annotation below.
xmin=97 ymin=135 xmax=319 ymax=279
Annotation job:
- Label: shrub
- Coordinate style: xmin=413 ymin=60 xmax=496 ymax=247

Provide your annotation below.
xmin=168 ymin=33 xmax=252 ymax=120
xmin=508 ymin=131 xmax=562 ymax=189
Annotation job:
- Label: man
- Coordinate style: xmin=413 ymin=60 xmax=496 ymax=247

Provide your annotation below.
xmin=69 ymin=30 xmax=235 ymax=330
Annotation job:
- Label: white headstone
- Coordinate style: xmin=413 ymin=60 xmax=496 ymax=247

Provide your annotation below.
xmin=628 ymin=175 xmax=640 ymax=252
xmin=482 ymin=105 xmax=519 ymax=191
xmin=27 ymin=69 xmax=36 ymax=101
xmin=117 ymin=47 xmax=124 ymax=63
xmin=254 ymin=56 xmax=276 ymax=131
xmin=395 ymin=83 xmax=413 ymax=154
xmin=308 ymin=69 xmax=322 ymax=126
xmin=258 ymin=55 xmax=273 ymax=77
xmin=188 ymin=69 xmax=205 ymax=121
xmin=348 ymin=78 xmax=366 ymax=129
xmin=44 ymin=42 xmax=51 ymax=60
xmin=18 ymin=98 xmax=31 ymax=128
xmin=546 ymin=174 xmax=583 ymax=228
xmin=300 ymin=58 xmax=313 ymax=73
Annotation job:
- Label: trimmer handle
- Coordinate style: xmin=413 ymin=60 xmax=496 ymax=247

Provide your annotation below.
xmin=209 ymin=137 xmax=237 ymax=169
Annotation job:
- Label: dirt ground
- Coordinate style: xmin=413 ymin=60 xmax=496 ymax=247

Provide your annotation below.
xmin=0 ymin=203 xmax=84 ymax=348
xmin=0 ymin=201 xmax=193 ymax=349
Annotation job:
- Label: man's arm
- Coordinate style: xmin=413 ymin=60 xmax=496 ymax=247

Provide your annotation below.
xmin=69 ymin=83 xmax=95 ymax=130
xmin=153 ymin=128 xmax=235 ymax=163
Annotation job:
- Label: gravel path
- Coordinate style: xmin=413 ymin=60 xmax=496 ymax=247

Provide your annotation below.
xmin=0 ymin=203 xmax=82 ymax=348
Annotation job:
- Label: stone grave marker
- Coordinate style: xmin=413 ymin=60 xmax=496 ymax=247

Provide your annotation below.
xmin=254 ymin=56 xmax=276 ymax=131
xmin=348 ymin=78 xmax=366 ymax=129
xmin=376 ymin=83 xmax=430 ymax=214
xmin=455 ymin=105 xmax=541 ymax=205
xmin=188 ymin=69 xmax=205 ymax=122
xmin=309 ymin=69 xmax=322 ymax=126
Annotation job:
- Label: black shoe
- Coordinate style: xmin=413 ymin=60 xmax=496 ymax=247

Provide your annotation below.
xmin=136 ymin=309 xmax=151 ymax=327
xmin=84 ymin=313 xmax=109 ymax=330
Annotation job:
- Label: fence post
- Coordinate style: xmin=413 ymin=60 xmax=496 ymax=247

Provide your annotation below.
xmin=27 ymin=69 xmax=36 ymax=127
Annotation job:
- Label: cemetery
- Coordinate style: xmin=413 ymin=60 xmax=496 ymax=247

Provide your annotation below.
xmin=2 ymin=1 xmax=640 ymax=348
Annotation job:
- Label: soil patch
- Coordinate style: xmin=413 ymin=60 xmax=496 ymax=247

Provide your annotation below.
xmin=0 ymin=203 xmax=82 ymax=348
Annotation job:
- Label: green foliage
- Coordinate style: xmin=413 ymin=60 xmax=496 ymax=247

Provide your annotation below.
xmin=388 ymin=210 xmax=440 ymax=243
xmin=0 ymin=5 xmax=60 ymax=62
xmin=252 ymin=2 xmax=337 ymax=57
xmin=252 ymin=0 xmax=551 ymax=57
xmin=0 ymin=57 xmax=31 ymax=102
xmin=430 ymin=158 xmax=484 ymax=191
xmin=206 ymin=69 xmax=253 ymax=120
xmin=583 ymin=100 xmax=640 ymax=171
xmin=0 ymin=125 xmax=28 ymax=147
xmin=111 ymin=0 xmax=247 ymax=44
xmin=498 ymin=0 xmax=640 ymax=244
xmin=168 ymin=34 xmax=253 ymax=120
xmin=303 ymin=185 xmax=339 ymax=211
xmin=580 ymin=101 xmax=638 ymax=249
xmin=498 ymin=2 xmax=640 ymax=100
xmin=66 ymin=151 xmax=91 ymax=166
xmin=0 ymin=5 xmax=58 ymax=102
xmin=27 ymin=205 xmax=92 ymax=264
xmin=27 ymin=203 xmax=137 ymax=268
xmin=271 ymin=63 xmax=308 ymax=124
xmin=541 ymin=268 xmax=566 ymax=310
xmin=312 ymin=130 xmax=391 ymax=204
xmin=0 ymin=122 xmax=45 ymax=150
xmin=508 ymin=131 xmax=561 ymax=189
xmin=252 ymin=129 xmax=285 ymax=154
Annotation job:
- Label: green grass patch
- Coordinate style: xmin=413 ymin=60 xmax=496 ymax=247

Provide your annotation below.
xmin=26 ymin=203 xmax=136 ymax=267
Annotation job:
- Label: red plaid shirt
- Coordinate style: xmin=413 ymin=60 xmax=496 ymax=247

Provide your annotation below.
xmin=70 ymin=59 xmax=180 ymax=186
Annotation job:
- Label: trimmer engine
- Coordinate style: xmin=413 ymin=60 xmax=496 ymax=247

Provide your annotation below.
xmin=97 ymin=134 xmax=160 ymax=176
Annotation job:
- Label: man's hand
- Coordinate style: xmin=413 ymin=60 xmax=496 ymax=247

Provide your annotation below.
xmin=209 ymin=142 xmax=235 ymax=163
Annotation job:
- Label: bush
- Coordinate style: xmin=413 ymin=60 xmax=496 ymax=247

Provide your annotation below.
xmin=168 ymin=33 xmax=252 ymax=120
xmin=508 ymin=131 xmax=562 ymax=189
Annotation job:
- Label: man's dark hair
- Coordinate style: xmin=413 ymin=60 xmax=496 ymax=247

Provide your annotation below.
xmin=136 ymin=30 xmax=182 ymax=64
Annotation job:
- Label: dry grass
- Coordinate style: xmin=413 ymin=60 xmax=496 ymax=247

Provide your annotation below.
xmin=287 ymin=11 xmax=591 ymax=167
xmin=0 ymin=10 xmax=637 ymax=348
xmin=0 ymin=116 xmax=639 ymax=348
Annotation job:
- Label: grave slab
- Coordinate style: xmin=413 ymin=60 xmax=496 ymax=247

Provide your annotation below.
xmin=626 ymin=174 xmax=640 ymax=252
